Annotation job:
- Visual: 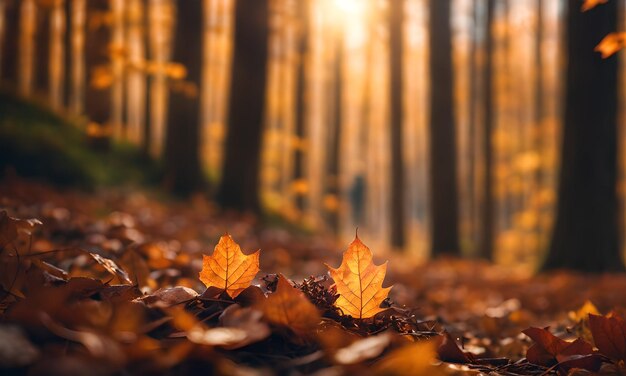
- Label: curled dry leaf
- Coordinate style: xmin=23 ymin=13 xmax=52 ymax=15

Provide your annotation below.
xmin=588 ymin=313 xmax=626 ymax=361
xmin=334 ymin=332 xmax=392 ymax=365
xmin=437 ymin=332 xmax=474 ymax=364
xmin=184 ymin=305 xmax=270 ymax=349
xmin=199 ymin=234 xmax=260 ymax=299
xmin=326 ymin=236 xmax=391 ymax=319
xmin=141 ymin=286 xmax=199 ymax=308
xmin=255 ymin=274 xmax=320 ymax=335
xmin=89 ymin=252 xmax=132 ymax=285
xmin=523 ymin=327 xmax=602 ymax=372
xmin=0 ymin=211 xmax=42 ymax=249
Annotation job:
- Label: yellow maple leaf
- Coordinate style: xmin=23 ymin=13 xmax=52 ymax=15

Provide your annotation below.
xmin=199 ymin=234 xmax=260 ymax=298
xmin=581 ymin=0 xmax=608 ymax=12
xmin=256 ymin=274 xmax=321 ymax=335
xmin=595 ymin=32 xmax=626 ymax=59
xmin=326 ymin=236 xmax=391 ymax=319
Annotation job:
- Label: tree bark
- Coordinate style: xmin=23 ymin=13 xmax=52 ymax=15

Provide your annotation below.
xmin=543 ymin=0 xmax=624 ymax=272
xmin=84 ymin=0 xmax=110 ymax=125
xmin=428 ymin=0 xmax=459 ymax=256
xmin=479 ymin=0 xmax=495 ymax=260
xmin=163 ymin=0 xmax=203 ymax=195
xmin=35 ymin=2 xmax=50 ymax=94
xmin=1 ymin=0 xmax=18 ymax=86
xmin=389 ymin=0 xmax=405 ymax=249
xmin=217 ymin=0 xmax=269 ymax=212
xmin=294 ymin=0 xmax=309 ymax=211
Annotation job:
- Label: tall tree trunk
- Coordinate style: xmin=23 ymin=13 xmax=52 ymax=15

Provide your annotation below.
xmin=389 ymin=0 xmax=405 ymax=249
xmin=1 ymin=0 xmax=18 ymax=85
xmin=35 ymin=2 xmax=50 ymax=95
xmin=163 ymin=0 xmax=203 ymax=195
xmin=84 ymin=0 xmax=111 ymax=125
xmin=543 ymin=0 xmax=624 ymax=272
xmin=428 ymin=0 xmax=459 ymax=256
xmin=63 ymin=0 xmax=72 ymax=108
xmin=479 ymin=0 xmax=495 ymax=260
xmin=533 ymin=0 xmax=544 ymax=185
xmin=327 ymin=33 xmax=342 ymax=232
xmin=294 ymin=0 xmax=309 ymax=212
xmin=217 ymin=0 xmax=269 ymax=212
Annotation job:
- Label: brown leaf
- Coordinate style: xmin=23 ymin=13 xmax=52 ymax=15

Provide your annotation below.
xmin=89 ymin=252 xmax=132 ymax=285
xmin=523 ymin=327 xmax=601 ymax=372
xmin=199 ymin=235 xmax=260 ymax=299
xmin=0 ymin=211 xmax=41 ymax=250
xmin=375 ymin=339 xmax=445 ymax=376
xmin=326 ymin=236 xmax=391 ymax=319
xmin=523 ymin=327 xmax=569 ymax=366
xmin=255 ymin=274 xmax=321 ymax=335
xmin=141 ymin=286 xmax=199 ymax=308
xmin=333 ymin=332 xmax=392 ymax=365
xmin=186 ymin=305 xmax=269 ymax=349
xmin=437 ymin=332 xmax=474 ymax=364
xmin=588 ymin=313 xmax=626 ymax=361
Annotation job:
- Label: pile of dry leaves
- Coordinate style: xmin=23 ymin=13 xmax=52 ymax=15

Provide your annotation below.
xmin=1 ymin=178 xmax=626 ymax=375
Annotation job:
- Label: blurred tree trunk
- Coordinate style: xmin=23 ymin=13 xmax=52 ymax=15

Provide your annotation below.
xmin=294 ymin=0 xmax=309 ymax=211
xmin=84 ymin=0 xmax=110 ymax=125
xmin=327 ymin=33 xmax=342 ymax=232
xmin=1 ymin=0 xmax=18 ymax=85
xmin=217 ymin=0 xmax=269 ymax=212
xmin=389 ymin=0 xmax=405 ymax=248
xmin=35 ymin=3 xmax=50 ymax=94
xmin=63 ymin=0 xmax=72 ymax=108
xmin=543 ymin=0 xmax=624 ymax=272
xmin=163 ymin=0 xmax=203 ymax=195
xmin=533 ymin=0 xmax=544 ymax=185
xmin=428 ymin=0 xmax=459 ymax=256
xmin=478 ymin=0 xmax=495 ymax=260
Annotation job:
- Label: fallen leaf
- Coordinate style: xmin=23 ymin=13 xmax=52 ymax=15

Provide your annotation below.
xmin=375 ymin=339 xmax=445 ymax=376
xmin=334 ymin=332 xmax=392 ymax=365
xmin=89 ymin=252 xmax=132 ymax=284
xmin=326 ymin=236 xmax=391 ymax=319
xmin=141 ymin=286 xmax=198 ymax=308
xmin=581 ymin=0 xmax=608 ymax=12
xmin=569 ymin=300 xmax=600 ymax=323
xmin=0 ymin=211 xmax=42 ymax=249
xmin=523 ymin=327 xmax=601 ymax=372
xmin=218 ymin=304 xmax=270 ymax=349
xmin=595 ymin=32 xmax=626 ymax=59
xmin=199 ymin=235 xmax=260 ymax=299
xmin=588 ymin=313 xmax=626 ymax=361
xmin=523 ymin=327 xmax=569 ymax=366
xmin=437 ymin=332 xmax=474 ymax=364
xmin=255 ymin=274 xmax=320 ymax=335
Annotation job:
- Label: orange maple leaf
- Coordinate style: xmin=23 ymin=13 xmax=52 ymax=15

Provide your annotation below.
xmin=595 ymin=32 xmax=626 ymax=59
xmin=326 ymin=236 xmax=391 ymax=319
xmin=581 ymin=0 xmax=608 ymax=12
xmin=199 ymin=234 xmax=260 ymax=298
xmin=256 ymin=274 xmax=321 ymax=335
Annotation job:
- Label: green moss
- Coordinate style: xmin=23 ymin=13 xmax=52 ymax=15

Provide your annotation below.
xmin=0 ymin=91 xmax=162 ymax=188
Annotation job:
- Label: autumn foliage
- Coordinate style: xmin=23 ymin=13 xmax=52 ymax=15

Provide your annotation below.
xmin=2 ymin=180 xmax=626 ymax=375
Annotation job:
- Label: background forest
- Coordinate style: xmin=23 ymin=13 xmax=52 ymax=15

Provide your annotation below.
xmin=2 ymin=1 xmax=626 ymax=374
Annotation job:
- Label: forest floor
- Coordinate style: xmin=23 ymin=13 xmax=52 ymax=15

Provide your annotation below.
xmin=1 ymin=177 xmax=626 ymax=375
